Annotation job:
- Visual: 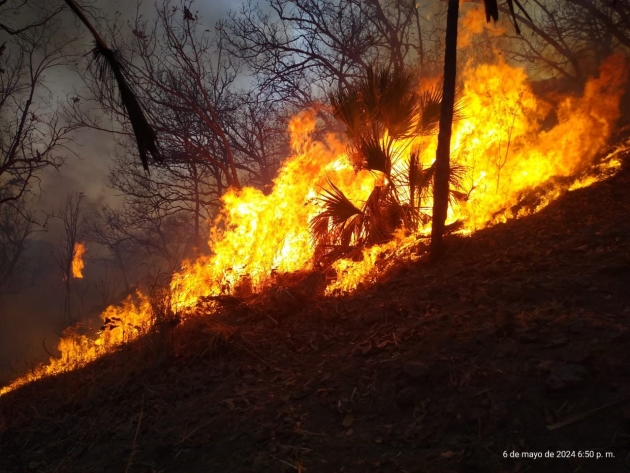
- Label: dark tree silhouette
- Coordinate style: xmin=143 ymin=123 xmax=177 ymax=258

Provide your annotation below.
xmin=63 ymin=0 xmax=161 ymax=171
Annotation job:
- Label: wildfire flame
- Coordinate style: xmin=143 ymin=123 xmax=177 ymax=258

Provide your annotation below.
xmin=1 ymin=53 xmax=628 ymax=396
xmin=72 ymin=242 xmax=86 ymax=279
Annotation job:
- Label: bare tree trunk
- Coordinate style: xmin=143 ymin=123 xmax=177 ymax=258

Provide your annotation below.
xmin=431 ymin=0 xmax=460 ymax=260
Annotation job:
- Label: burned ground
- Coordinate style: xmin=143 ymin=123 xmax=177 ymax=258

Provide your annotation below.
xmin=1 ymin=137 xmax=630 ymax=472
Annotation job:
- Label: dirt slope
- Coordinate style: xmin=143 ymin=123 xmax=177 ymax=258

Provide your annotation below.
xmin=2 ymin=139 xmax=630 ymax=473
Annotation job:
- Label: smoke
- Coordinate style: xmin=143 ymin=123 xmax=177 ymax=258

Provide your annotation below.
xmin=0 ymin=0 xmax=235 ymax=380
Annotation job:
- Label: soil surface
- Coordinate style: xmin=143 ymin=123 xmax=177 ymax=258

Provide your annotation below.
xmin=2 ymin=136 xmax=630 ymax=473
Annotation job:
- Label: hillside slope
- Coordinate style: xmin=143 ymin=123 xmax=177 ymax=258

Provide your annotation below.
xmin=2 ymin=137 xmax=630 ymax=473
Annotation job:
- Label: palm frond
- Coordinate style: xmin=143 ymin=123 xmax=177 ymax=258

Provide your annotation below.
xmin=339 ymin=216 xmax=362 ymax=247
xmin=400 ymin=148 xmax=430 ymax=228
xmin=408 ymin=147 xmax=420 ymax=208
xmin=311 ymin=180 xmax=364 ymax=249
xmin=406 ymin=160 xmax=468 ymax=208
xmin=330 ymin=65 xmax=421 ymax=142
xmin=353 ymin=132 xmax=391 ymax=175
xmin=417 ymin=162 xmax=436 ymax=203
xmin=417 ymin=85 xmax=443 ymax=136
xmin=384 ymin=92 xmax=421 ymax=139
xmin=362 ymin=185 xmax=388 ymax=244
xmin=373 ymin=67 xmax=420 ymax=139
xmin=446 ymin=163 xmax=469 ymax=204
xmin=448 ymin=163 xmax=467 ymax=190
xmin=91 ymin=43 xmax=160 ymax=171
xmin=329 ymin=88 xmax=369 ymax=140
xmin=417 ymin=84 xmax=465 ymax=136
xmin=314 ymin=179 xmax=362 ymax=226
xmin=361 ymin=67 xmax=382 ymax=117
xmin=310 ymin=214 xmax=331 ymax=244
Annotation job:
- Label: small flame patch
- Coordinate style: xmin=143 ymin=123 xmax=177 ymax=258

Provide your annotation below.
xmin=72 ymin=242 xmax=86 ymax=279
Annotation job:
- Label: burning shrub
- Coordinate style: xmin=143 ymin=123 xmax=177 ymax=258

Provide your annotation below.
xmin=312 ymin=66 xmax=466 ymax=265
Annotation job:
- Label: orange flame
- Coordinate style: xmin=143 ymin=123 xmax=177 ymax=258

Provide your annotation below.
xmin=458 ymin=6 xmax=506 ymax=49
xmin=72 ymin=242 xmax=86 ymax=279
xmin=1 ymin=54 xmax=628 ymax=396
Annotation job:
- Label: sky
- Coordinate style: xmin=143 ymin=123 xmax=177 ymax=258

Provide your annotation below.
xmin=37 ymin=0 xmax=239 ymax=212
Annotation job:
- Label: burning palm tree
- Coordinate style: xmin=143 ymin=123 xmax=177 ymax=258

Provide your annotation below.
xmin=312 ymin=66 xmax=464 ymax=264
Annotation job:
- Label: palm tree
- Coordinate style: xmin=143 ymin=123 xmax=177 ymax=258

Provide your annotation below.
xmin=313 ymin=66 xmax=464 ymax=266
xmin=64 ymin=0 xmax=161 ymax=171
xmin=430 ymin=0 xmax=526 ymax=259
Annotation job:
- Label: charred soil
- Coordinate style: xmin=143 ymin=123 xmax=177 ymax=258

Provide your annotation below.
xmin=2 ymin=138 xmax=630 ymax=473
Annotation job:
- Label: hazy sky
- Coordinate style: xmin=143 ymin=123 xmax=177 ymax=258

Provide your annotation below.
xmin=31 ymin=0 xmax=239 ymax=213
